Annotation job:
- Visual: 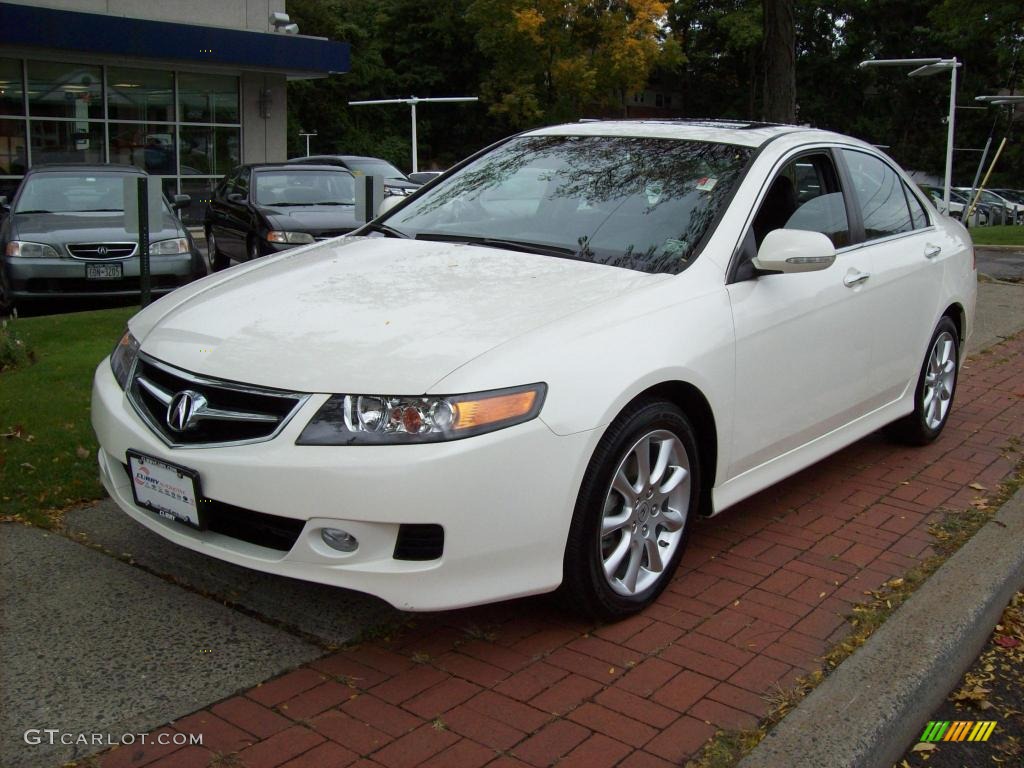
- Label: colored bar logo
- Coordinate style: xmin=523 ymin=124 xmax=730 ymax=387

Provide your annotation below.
xmin=919 ymin=721 xmax=997 ymax=742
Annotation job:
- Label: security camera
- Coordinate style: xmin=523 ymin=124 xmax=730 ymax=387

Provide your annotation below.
xmin=283 ymin=23 xmax=299 ymax=34
xmin=269 ymin=11 xmax=291 ymax=27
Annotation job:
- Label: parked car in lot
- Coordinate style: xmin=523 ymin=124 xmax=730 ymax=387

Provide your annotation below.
xmin=919 ymin=185 xmax=993 ymax=225
xmin=991 ymin=189 xmax=1024 ymax=220
xmin=288 ymin=155 xmax=419 ymax=196
xmin=204 ymin=164 xmax=359 ymax=270
xmin=93 ymin=120 xmax=976 ymax=619
xmin=956 ymin=187 xmax=1017 ymax=225
xmin=0 ymin=164 xmax=202 ymax=312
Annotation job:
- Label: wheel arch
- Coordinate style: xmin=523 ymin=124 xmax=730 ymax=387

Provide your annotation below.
xmin=625 ymin=380 xmax=719 ymax=518
xmin=941 ymin=302 xmax=965 ymax=344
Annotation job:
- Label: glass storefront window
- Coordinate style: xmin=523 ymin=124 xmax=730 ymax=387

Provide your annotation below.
xmin=30 ymin=120 xmax=104 ymax=164
xmin=28 ymin=61 xmax=103 ymax=119
xmin=109 ymin=123 xmax=176 ymax=174
xmin=108 ymin=67 xmax=174 ymax=122
xmin=179 ymin=126 xmax=239 ymax=176
xmin=0 ymin=119 xmax=27 ymax=174
xmin=179 ymin=73 xmax=239 ymax=124
xmin=0 ymin=59 xmax=24 ymax=116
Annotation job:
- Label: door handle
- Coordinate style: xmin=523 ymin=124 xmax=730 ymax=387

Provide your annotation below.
xmin=843 ymin=269 xmax=871 ymax=287
xmin=924 ymin=243 xmax=942 ymax=259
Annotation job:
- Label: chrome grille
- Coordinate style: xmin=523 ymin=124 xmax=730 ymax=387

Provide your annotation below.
xmin=68 ymin=242 xmax=137 ymax=260
xmin=127 ymin=355 xmax=309 ymax=447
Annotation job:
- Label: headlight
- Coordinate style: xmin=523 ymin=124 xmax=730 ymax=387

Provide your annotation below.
xmin=5 ymin=241 xmax=61 ymax=258
xmin=110 ymin=330 xmax=140 ymax=390
xmin=267 ymin=231 xmax=315 ymax=244
xmin=296 ymin=383 xmax=547 ymax=445
xmin=384 ymin=186 xmax=407 ymax=197
xmin=150 ymin=237 xmax=189 ymax=255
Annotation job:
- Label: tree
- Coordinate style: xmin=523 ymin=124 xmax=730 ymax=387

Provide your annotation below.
xmin=762 ymin=0 xmax=796 ymax=122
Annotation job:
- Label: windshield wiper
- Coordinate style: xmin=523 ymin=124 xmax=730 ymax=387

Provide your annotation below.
xmin=14 ymin=209 xmax=53 ymax=214
xmin=79 ymin=208 xmax=124 ymax=212
xmin=360 ymin=221 xmax=410 ymax=238
xmin=264 ymin=202 xmax=309 ymax=206
xmin=313 ymin=201 xmax=354 ymax=206
xmin=415 ymin=232 xmax=581 ymax=259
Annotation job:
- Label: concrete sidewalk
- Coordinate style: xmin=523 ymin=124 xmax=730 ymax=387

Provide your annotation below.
xmin=87 ymin=328 xmax=1024 ymax=768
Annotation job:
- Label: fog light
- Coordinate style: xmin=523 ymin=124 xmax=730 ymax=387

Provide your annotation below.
xmin=321 ymin=528 xmax=358 ymax=552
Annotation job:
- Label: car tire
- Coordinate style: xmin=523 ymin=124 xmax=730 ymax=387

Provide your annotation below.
xmin=561 ymin=398 xmax=700 ymax=621
xmin=886 ymin=316 xmax=960 ymax=446
xmin=0 ymin=277 xmax=15 ymax=316
xmin=205 ymin=229 xmax=229 ymax=272
xmin=248 ymin=237 xmax=262 ymax=262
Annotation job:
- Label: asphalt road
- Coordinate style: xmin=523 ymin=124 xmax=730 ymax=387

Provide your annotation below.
xmin=976 ymin=245 xmax=1024 ymax=282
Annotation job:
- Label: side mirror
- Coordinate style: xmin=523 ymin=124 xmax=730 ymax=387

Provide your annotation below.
xmin=227 ymin=192 xmax=246 ymax=205
xmin=377 ymin=195 xmax=403 ymax=216
xmin=752 ymin=229 xmax=836 ymax=274
xmin=171 ymin=194 xmax=191 ymax=211
xmin=0 ymin=196 xmax=8 ymax=208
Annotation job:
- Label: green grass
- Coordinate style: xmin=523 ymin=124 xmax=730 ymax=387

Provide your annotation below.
xmin=970 ymin=225 xmax=1024 ymax=247
xmin=0 ymin=306 xmax=136 ymax=527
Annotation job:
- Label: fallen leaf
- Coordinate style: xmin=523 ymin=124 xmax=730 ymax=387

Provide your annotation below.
xmin=969 ymin=482 xmax=987 ymax=491
xmin=913 ymin=742 xmax=937 ymax=752
xmin=994 ymin=635 xmax=1020 ymax=648
xmin=75 ymin=446 xmax=90 ymax=459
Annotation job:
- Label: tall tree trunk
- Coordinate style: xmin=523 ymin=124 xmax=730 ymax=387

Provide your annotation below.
xmin=762 ymin=0 xmax=796 ymax=123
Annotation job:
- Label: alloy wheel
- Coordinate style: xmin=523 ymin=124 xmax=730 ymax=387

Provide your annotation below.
xmin=599 ymin=429 xmax=690 ymax=597
xmin=922 ymin=330 xmax=956 ymax=430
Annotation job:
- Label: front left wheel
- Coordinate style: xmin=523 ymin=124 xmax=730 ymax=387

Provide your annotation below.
xmin=561 ymin=399 xmax=700 ymax=621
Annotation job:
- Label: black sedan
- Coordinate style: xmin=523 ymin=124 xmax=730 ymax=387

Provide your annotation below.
xmin=204 ymin=164 xmax=359 ymax=270
xmin=287 ymin=155 xmax=420 ymax=196
xmin=0 ymin=164 xmax=202 ymax=312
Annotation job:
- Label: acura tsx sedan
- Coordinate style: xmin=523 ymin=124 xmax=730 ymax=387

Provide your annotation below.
xmin=91 ymin=120 xmax=976 ymax=619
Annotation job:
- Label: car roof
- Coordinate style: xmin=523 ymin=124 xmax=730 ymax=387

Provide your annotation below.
xmin=526 ymin=119 xmax=857 ymax=149
xmin=27 ymin=163 xmax=144 ymax=175
xmin=297 ymin=155 xmax=396 ymax=164
xmin=249 ymin=163 xmax=351 ymax=173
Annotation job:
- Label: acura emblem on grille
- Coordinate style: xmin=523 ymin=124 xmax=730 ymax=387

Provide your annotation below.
xmin=96 ymin=246 xmax=108 ymax=256
xmin=166 ymin=390 xmax=207 ymax=432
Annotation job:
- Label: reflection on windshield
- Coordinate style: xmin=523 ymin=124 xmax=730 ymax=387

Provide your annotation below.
xmin=15 ymin=175 xmax=133 ymax=214
xmin=255 ymin=171 xmax=355 ymax=206
xmin=385 ymin=135 xmax=752 ymax=274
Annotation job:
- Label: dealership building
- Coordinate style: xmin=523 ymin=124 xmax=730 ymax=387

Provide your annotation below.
xmin=0 ymin=0 xmax=349 ymax=223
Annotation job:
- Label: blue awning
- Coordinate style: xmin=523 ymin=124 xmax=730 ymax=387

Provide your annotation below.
xmin=0 ymin=2 xmax=349 ymax=76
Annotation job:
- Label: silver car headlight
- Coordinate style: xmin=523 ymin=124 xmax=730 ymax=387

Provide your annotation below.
xmin=266 ymin=231 xmax=315 ymax=244
xmin=5 ymin=241 xmax=61 ymax=258
xmin=296 ymin=383 xmax=547 ymax=445
xmin=150 ymin=237 xmax=190 ymax=255
xmin=110 ymin=330 xmax=140 ymax=390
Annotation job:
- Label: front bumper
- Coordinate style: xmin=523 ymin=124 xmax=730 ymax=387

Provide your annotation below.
xmin=91 ymin=359 xmax=598 ymax=610
xmin=5 ymin=253 xmax=199 ymax=299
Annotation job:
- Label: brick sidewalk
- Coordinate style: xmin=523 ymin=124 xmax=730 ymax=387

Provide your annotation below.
xmin=99 ymin=334 xmax=1024 ymax=768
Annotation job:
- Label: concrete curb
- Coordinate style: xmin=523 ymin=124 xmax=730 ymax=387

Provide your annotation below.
xmin=974 ymin=244 xmax=1024 ymax=253
xmin=738 ymin=485 xmax=1024 ymax=768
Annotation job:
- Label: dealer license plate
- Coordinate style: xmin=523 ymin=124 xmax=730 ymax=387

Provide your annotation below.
xmin=127 ymin=451 xmax=203 ymax=529
xmin=86 ymin=263 xmax=123 ymax=280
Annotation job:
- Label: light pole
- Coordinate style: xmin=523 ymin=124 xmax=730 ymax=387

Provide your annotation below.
xmin=299 ymin=131 xmax=317 ymax=157
xmin=347 ymin=96 xmax=478 ymax=173
xmin=859 ymin=58 xmax=961 ymax=212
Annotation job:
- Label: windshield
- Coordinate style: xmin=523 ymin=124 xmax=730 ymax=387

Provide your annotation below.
xmin=347 ymin=160 xmax=406 ymax=180
xmin=381 ymin=134 xmax=752 ymax=275
xmin=254 ymin=170 xmax=355 ymax=206
xmin=15 ymin=174 xmax=138 ymax=213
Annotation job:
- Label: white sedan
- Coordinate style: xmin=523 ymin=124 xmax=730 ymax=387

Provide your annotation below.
xmin=92 ymin=120 xmax=976 ymax=619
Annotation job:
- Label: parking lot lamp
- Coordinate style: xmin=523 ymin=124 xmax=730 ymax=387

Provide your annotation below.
xmin=859 ymin=58 xmax=961 ymax=212
xmin=348 ymin=96 xmax=478 ymax=173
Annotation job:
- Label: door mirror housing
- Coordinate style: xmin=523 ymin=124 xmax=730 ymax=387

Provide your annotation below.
xmin=226 ymin=192 xmax=246 ymax=205
xmin=377 ymin=195 xmax=403 ymax=216
xmin=171 ymin=194 xmax=191 ymax=211
xmin=752 ymin=229 xmax=836 ymax=274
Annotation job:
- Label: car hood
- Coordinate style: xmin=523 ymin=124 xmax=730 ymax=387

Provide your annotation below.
xmin=11 ymin=211 xmax=183 ymax=243
xmin=261 ymin=206 xmax=359 ymax=232
xmin=133 ymin=237 xmax=668 ymax=393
